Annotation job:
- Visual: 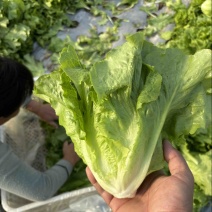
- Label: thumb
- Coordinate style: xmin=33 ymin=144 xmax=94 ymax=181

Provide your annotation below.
xmin=163 ymin=140 xmax=192 ymax=177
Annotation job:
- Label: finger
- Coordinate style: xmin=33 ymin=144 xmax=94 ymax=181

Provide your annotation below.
xmin=48 ymin=121 xmax=58 ymax=129
xmin=63 ymin=141 xmax=68 ymax=148
xmin=50 ymin=114 xmax=58 ymax=120
xmin=163 ymin=140 xmax=192 ymax=176
xmin=86 ymin=167 xmax=114 ymax=205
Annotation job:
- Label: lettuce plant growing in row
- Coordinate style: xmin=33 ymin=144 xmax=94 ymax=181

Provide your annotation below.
xmin=34 ymin=32 xmax=211 ymax=198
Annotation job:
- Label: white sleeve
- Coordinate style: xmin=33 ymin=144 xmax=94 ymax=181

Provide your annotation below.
xmin=0 ymin=142 xmax=73 ymax=201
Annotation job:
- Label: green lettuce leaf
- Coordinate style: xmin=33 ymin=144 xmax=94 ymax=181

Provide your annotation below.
xmin=181 ymin=143 xmax=212 ymax=196
xmin=34 ymin=32 xmax=211 ymax=198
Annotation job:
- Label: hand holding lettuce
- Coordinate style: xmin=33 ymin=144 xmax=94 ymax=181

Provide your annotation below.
xmin=34 ymin=32 xmax=211 ymax=198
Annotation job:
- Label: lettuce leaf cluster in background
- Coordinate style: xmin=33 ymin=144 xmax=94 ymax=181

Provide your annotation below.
xmin=0 ymin=0 xmax=79 ymax=76
xmin=0 ymin=0 xmax=137 ymax=75
xmin=141 ymin=0 xmax=212 ymax=54
xmin=180 ymin=93 xmax=212 ymax=209
xmin=34 ymin=32 xmax=211 ymax=200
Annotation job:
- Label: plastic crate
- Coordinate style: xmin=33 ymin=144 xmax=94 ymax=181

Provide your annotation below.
xmin=2 ymin=186 xmax=111 ymax=212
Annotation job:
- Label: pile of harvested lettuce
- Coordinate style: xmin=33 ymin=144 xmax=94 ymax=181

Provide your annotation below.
xmin=35 ymin=32 xmax=211 ymax=209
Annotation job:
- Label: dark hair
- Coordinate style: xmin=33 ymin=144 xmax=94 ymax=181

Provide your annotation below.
xmin=0 ymin=57 xmax=34 ymax=117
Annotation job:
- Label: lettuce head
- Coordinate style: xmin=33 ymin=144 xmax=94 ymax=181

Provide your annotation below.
xmin=34 ymin=32 xmax=211 ymax=198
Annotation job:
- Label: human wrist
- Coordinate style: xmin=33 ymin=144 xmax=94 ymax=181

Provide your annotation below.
xmin=63 ymin=156 xmax=77 ymax=166
xmin=57 ymin=159 xmax=73 ymax=176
